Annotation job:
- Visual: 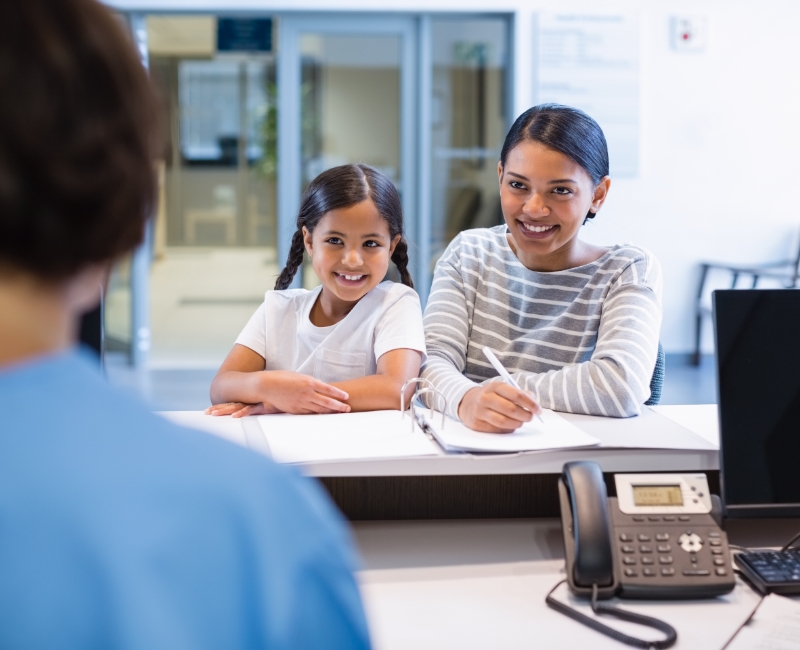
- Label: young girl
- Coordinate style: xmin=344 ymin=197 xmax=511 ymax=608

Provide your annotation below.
xmin=207 ymin=164 xmax=425 ymax=417
xmin=421 ymin=104 xmax=662 ymax=432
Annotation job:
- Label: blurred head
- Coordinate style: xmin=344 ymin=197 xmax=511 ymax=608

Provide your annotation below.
xmin=0 ymin=0 xmax=161 ymax=292
xmin=275 ymin=164 xmax=413 ymax=292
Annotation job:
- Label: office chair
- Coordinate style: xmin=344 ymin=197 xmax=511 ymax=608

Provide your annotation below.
xmin=644 ymin=342 xmax=665 ymax=406
xmin=692 ymin=236 xmax=800 ymax=365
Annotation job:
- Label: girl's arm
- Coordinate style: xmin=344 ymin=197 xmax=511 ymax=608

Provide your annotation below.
xmin=208 ymin=344 xmax=351 ymax=416
xmin=331 ymin=348 xmax=423 ymax=412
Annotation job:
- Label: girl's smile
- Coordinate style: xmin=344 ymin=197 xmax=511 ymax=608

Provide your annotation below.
xmin=334 ymin=272 xmax=368 ymax=286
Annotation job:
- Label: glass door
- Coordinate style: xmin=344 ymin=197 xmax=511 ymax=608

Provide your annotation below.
xmin=421 ymin=16 xmax=511 ymax=300
xmin=277 ymin=16 xmax=417 ymax=288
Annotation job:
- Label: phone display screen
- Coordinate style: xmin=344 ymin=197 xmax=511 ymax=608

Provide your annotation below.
xmin=632 ymin=485 xmax=683 ymax=506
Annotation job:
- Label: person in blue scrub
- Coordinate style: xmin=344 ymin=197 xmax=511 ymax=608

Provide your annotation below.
xmin=0 ymin=1 xmax=370 ymax=648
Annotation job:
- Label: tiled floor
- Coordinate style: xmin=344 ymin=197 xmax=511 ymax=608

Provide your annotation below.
xmin=107 ymin=353 xmax=718 ymax=412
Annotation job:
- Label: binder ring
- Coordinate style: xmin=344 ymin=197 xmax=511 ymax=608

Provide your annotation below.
xmin=400 ymin=377 xmax=435 ymax=416
xmin=411 ymin=387 xmax=447 ymax=432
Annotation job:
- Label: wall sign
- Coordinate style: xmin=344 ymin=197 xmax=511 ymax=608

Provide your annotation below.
xmin=536 ymin=13 xmax=640 ymax=178
xmin=217 ymin=18 xmax=273 ymax=53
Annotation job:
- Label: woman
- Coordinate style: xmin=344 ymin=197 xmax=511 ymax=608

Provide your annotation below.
xmin=421 ymin=104 xmax=662 ymax=432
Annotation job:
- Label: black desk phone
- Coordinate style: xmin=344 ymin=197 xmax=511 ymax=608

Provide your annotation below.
xmin=547 ymin=462 xmax=735 ymax=648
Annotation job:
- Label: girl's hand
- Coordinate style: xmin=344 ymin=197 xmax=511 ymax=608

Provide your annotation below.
xmin=261 ymin=371 xmax=351 ymax=415
xmin=457 ymin=383 xmax=541 ymax=433
xmin=205 ymin=402 xmax=278 ymax=418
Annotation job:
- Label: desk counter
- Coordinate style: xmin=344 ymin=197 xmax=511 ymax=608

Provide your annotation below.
xmin=162 ymin=404 xmax=720 ymax=476
xmin=161 ymin=405 xmax=721 ymax=520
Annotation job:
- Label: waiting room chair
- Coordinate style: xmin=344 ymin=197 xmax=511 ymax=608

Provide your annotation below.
xmin=692 ymin=238 xmax=800 ymax=365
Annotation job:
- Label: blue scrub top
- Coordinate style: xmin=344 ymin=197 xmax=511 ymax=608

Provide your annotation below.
xmin=0 ymin=350 xmax=370 ymax=649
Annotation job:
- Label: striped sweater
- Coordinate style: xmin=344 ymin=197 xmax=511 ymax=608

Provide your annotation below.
xmin=420 ymin=225 xmax=663 ymax=419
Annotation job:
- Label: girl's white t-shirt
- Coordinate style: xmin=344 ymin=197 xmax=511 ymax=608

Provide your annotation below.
xmin=235 ymin=281 xmax=426 ymax=384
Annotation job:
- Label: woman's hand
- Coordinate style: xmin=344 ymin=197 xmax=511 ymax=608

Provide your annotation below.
xmin=257 ymin=371 xmax=351 ymax=415
xmin=205 ymin=402 xmax=278 ymax=418
xmin=457 ymin=383 xmax=541 ymax=433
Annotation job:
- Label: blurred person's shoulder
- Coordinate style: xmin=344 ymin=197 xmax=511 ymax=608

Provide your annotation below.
xmin=0 ymin=348 xmax=342 ymax=523
xmin=0 ymin=349 xmax=366 ymax=646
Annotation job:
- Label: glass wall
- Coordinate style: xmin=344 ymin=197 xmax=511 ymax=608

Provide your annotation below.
xmin=107 ymin=13 xmax=510 ymax=368
xmin=428 ymin=18 xmax=509 ymax=269
xmin=106 ymin=15 xmax=280 ymax=367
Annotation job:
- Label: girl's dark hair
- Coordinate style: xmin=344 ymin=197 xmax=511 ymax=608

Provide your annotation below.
xmin=275 ymin=164 xmax=413 ymax=290
xmin=499 ymin=104 xmax=609 ymax=223
xmin=0 ymin=0 xmax=162 ymax=280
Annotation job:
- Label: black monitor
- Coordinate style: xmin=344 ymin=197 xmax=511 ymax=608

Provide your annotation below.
xmin=713 ymin=289 xmax=800 ymax=518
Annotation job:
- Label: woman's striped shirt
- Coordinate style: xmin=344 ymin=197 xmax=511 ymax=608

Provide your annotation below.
xmin=420 ymin=225 xmax=663 ymax=419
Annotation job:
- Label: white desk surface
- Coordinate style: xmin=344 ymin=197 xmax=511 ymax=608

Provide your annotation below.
xmin=161 ymin=407 xmax=782 ymax=648
xmin=353 ymin=518 xmax=765 ymax=650
xmin=160 ymin=404 xmax=721 ymax=476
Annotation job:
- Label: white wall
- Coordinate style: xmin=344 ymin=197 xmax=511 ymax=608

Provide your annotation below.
xmin=111 ymin=0 xmax=800 ymax=354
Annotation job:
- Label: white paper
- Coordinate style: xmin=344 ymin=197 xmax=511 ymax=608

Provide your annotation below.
xmin=257 ymin=410 xmax=440 ymax=464
xmin=725 ymin=593 xmax=800 ymax=650
xmin=418 ymin=407 xmax=599 ymax=453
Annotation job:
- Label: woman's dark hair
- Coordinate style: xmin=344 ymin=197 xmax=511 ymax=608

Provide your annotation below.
xmin=275 ymin=164 xmax=413 ymax=290
xmin=500 ymin=104 xmax=609 ymax=223
xmin=0 ymin=0 xmax=161 ymax=280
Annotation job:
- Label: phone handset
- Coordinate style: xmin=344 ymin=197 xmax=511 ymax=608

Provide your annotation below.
xmin=562 ymin=460 xmax=614 ymax=589
xmin=548 ymin=461 xmax=678 ymax=649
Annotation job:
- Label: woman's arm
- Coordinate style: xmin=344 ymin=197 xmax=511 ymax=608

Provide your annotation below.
xmin=332 ymin=348 xmax=423 ymax=412
xmin=208 ymin=344 xmax=351 ymax=416
xmin=420 ymin=238 xmax=538 ymax=431
xmin=505 ymin=280 xmax=662 ymax=418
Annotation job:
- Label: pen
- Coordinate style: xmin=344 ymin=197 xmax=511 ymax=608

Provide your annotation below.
xmin=482 ymin=346 xmax=544 ymax=424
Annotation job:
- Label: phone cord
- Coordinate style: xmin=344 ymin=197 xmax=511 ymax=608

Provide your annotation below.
xmin=545 ymin=581 xmax=678 ymax=649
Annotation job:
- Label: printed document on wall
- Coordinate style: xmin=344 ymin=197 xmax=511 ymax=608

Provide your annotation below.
xmin=536 ymin=13 xmax=639 ymax=177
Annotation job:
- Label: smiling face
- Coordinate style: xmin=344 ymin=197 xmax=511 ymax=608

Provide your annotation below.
xmin=498 ymin=140 xmax=611 ymax=271
xmin=303 ymin=199 xmax=399 ymax=316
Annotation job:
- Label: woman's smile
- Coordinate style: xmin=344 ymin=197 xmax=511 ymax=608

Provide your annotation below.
xmin=517 ymin=220 xmax=558 ymax=240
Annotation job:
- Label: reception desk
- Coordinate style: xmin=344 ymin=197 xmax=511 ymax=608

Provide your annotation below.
xmin=161 ymin=405 xmax=720 ymax=519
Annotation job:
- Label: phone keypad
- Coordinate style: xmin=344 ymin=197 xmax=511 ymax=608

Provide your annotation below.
xmin=614 ymin=524 xmax=730 ymax=583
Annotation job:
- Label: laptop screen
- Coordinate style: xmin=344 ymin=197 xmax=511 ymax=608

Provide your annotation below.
xmin=713 ymin=289 xmax=800 ymax=517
